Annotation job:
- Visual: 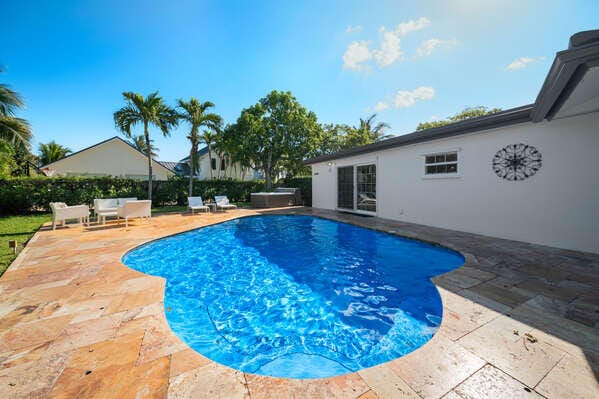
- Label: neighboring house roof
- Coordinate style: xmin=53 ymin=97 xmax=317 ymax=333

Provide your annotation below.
xmin=40 ymin=136 xmax=174 ymax=175
xmin=158 ymin=161 xmax=179 ymax=172
xmin=178 ymin=146 xmax=210 ymax=163
xmin=304 ymin=29 xmax=599 ymax=165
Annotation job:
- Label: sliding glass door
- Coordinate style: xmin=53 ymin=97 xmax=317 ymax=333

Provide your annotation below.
xmin=357 ymin=164 xmax=376 ymax=212
xmin=337 ymin=166 xmax=354 ymax=209
xmin=337 ymin=164 xmax=376 ymax=213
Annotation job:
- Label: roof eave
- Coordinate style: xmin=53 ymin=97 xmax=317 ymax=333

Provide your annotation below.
xmin=303 ymin=104 xmax=533 ymax=165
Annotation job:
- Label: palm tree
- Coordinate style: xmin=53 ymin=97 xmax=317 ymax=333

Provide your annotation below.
xmin=0 ymin=68 xmax=32 ymax=148
xmin=130 ymin=135 xmax=158 ymax=158
xmin=357 ymin=114 xmax=392 ymax=142
xmin=114 ymin=92 xmax=178 ymax=201
xmin=38 ymin=141 xmax=72 ymax=166
xmin=177 ymin=99 xmax=222 ymax=196
xmin=342 ymin=114 xmax=392 ymax=149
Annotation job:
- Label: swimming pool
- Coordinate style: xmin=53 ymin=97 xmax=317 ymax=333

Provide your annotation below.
xmin=122 ymin=215 xmax=464 ymax=378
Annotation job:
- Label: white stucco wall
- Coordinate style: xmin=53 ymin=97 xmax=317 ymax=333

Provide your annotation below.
xmin=195 ymin=153 xmax=255 ymax=181
xmin=41 ymin=138 xmax=173 ymax=180
xmin=311 ymin=111 xmax=599 ymax=254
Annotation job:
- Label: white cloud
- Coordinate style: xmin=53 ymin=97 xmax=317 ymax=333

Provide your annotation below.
xmin=373 ymin=31 xmax=403 ymax=67
xmin=346 ymin=25 xmax=362 ymax=33
xmin=416 ymin=38 xmax=457 ymax=57
xmin=374 ymin=101 xmax=390 ymax=112
xmin=394 ymin=16 xmax=431 ymax=36
xmin=506 ymin=56 xmax=541 ymax=70
xmin=342 ymin=40 xmax=373 ymax=71
xmin=393 ymin=86 xmax=435 ymax=108
xmin=372 ymin=86 xmax=435 ymax=112
xmin=343 ymin=17 xmax=431 ymax=71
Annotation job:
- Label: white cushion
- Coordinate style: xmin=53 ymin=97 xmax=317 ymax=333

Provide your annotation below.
xmin=95 ymin=198 xmax=118 ymax=210
xmin=118 ymin=197 xmax=137 ymax=206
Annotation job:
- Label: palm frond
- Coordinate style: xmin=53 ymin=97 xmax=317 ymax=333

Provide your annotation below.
xmin=0 ymin=116 xmax=32 ymax=149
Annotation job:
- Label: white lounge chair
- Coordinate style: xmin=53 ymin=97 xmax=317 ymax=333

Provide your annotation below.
xmin=188 ymin=196 xmax=209 ymax=214
xmin=117 ymin=200 xmax=151 ymax=228
xmin=50 ymin=202 xmax=90 ymax=230
xmin=215 ymin=195 xmax=237 ymax=212
xmin=94 ymin=197 xmax=137 ymax=224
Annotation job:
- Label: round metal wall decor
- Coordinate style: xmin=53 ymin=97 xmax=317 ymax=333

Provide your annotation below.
xmin=492 ymin=143 xmax=542 ymax=181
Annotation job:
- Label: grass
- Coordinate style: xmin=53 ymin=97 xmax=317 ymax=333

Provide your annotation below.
xmin=0 ymin=213 xmax=51 ymax=276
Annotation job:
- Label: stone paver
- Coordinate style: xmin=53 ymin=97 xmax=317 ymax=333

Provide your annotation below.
xmin=0 ymin=207 xmax=597 ymax=398
xmin=447 ymin=364 xmax=544 ymax=399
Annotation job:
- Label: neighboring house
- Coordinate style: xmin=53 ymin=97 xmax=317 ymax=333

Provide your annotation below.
xmin=169 ymin=147 xmax=257 ymax=181
xmin=305 ymin=30 xmax=599 ymax=254
xmin=40 ymin=136 xmax=174 ymax=180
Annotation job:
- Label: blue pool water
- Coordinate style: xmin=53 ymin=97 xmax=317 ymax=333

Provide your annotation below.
xmin=122 ymin=215 xmax=464 ymax=378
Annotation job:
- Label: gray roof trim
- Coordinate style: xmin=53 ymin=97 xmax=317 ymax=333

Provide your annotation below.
xmin=532 ymin=30 xmax=599 ymax=122
xmin=303 ymin=104 xmax=533 ymax=165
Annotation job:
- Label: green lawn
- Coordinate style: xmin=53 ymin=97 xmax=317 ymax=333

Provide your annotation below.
xmin=0 ymin=213 xmax=51 ymax=276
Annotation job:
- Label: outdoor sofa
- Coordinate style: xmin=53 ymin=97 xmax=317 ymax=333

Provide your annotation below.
xmin=49 ymin=202 xmax=90 ymax=230
xmin=94 ymin=197 xmax=137 ymax=224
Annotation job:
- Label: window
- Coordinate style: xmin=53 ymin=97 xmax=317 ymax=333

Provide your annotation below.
xmin=337 ymin=166 xmax=354 ymax=209
xmin=220 ymin=158 xmax=226 ymax=170
xmin=425 ymin=152 xmax=458 ymax=175
xmin=211 ymin=158 xmax=217 ymax=170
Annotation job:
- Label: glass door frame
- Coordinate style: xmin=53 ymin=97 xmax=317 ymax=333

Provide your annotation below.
xmin=335 ymin=160 xmax=378 ymax=216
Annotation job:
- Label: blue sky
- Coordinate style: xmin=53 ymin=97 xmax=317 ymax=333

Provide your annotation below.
xmin=1 ymin=0 xmax=598 ymax=161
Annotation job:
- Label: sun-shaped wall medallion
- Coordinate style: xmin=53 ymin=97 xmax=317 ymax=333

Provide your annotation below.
xmin=492 ymin=144 xmax=542 ymax=181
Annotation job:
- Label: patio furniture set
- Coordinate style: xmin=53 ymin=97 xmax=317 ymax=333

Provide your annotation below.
xmin=50 ymin=195 xmax=237 ymax=230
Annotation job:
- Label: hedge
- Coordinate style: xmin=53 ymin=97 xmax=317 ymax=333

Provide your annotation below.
xmin=279 ymin=176 xmax=312 ymax=206
xmin=0 ymin=176 xmax=313 ymax=215
xmin=0 ymin=177 xmax=265 ymax=215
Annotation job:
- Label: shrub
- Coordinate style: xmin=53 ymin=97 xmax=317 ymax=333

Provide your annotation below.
xmin=277 ymin=176 xmax=312 ymax=206
xmin=0 ymin=176 xmax=266 ymax=215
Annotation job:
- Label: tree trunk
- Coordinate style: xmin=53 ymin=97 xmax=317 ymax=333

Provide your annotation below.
xmin=207 ymin=145 xmax=213 ymax=179
xmin=265 ymin=151 xmax=272 ymax=191
xmin=188 ymin=143 xmax=195 ymax=197
xmin=145 ymin=122 xmax=152 ymax=202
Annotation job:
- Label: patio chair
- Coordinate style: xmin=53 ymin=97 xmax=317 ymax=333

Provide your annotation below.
xmin=94 ymin=197 xmax=137 ymax=224
xmin=116 ymin=200 xmax=151 ymax=228
xmin=50 ymin=202 xmax=90 ymax=230
xmin=214 ymin=195 xmax=237 ymax=212
xmin=358 ymin=193 xmax=377 ymax=207
xmin=188 ymin=196 xmax=210 ymax=214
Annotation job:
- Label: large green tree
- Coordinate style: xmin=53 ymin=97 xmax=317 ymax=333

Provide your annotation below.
xmin=177 ymin=98 xmax=223 ymax=195
xmin=223 ymin=90 xmax=321 ymax=190
xmin=416 ymin=106 xmax=502 ymax=130
xmin=114 ymin=91 xmax=178 ymax=201
xmin=38 ymin=141 xmax=72 ymax=166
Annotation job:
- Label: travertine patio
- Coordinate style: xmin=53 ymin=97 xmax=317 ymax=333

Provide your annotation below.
xmin=0 ymin=208 xmax=597 ymax=398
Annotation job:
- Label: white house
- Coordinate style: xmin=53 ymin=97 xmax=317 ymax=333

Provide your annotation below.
xmin=169 ymin=147 xmax=258 ymax=181
xmin=40 ymin=136 xmax=175 ymax=180
xmin=305 ymin=30 xmax=599 ymax=254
